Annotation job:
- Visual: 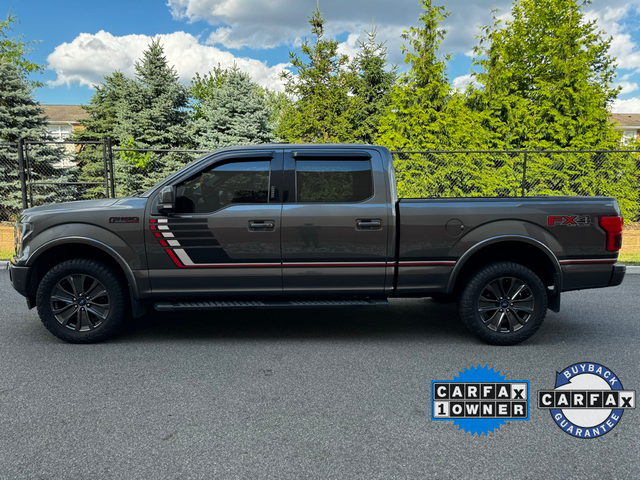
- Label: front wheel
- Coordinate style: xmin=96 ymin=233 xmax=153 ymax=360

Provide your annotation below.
xmin=36 ymin=259 xmax=128 ymax=343
xmin=458 ymin=262 xmax=547 ymax=345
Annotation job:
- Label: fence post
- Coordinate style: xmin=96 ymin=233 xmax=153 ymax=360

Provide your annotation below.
xmin=16 ymin=139 xmax=29 ymax=210
xmin=521 ymin=151 xmax=528 ymax=197
xmin=106 ymin=137 xmax=116 ymax=197
xmin=101 ymin=138 xmax=110 ymax=198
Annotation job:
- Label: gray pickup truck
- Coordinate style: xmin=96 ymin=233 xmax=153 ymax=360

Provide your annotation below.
xmin=9 ymin=144 xmax=626 ymax=345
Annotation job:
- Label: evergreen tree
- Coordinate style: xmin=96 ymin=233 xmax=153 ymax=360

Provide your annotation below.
xmin=0 ymin=61 xmax=66 ymax=219
xmin=471 ymin=0 xmax=621 ymax=150
xmin=276 ymin=9 xmax=358 ymax=143
xmin=377 ymin=0 xmax=487 ymax=151
xmin=194 ymin=66 xmax=274 ymax=150
xmin=376 ymin=0 xmax=508 ymax=198
xmin=257 ymin=86 xmax=290 ymax=135
xmin=350 ymin=24 xmax=397 ymax=144
xmin=115 ymin=40 xmax=190 ymax=195
xmin=470 ymin=0 xmax=638 ymax=218
xmin=72 ymin=71 xmax=129 ymax=198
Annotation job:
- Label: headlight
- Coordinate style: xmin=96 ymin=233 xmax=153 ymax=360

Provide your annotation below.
xmin=14 ymin=221 xmax=31 ymax=258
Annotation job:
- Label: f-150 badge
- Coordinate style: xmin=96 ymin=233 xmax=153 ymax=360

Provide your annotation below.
xmin=431 ymin=365 xmax=530 ymax=435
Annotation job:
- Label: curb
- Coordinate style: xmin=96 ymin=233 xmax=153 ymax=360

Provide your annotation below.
xmin=1 ymin=261 xmax=639 ymax=273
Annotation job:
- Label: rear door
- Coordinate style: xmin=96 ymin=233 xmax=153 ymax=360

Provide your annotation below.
xmin=281 ymin=148 xmax=390 ymax=294
xmin=146 ymin=149 xmax=284 ymax=296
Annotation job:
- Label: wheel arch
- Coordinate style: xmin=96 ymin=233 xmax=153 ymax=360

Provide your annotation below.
xmin=25 ymin=237 xmax=139 ymax=306
xmin=447 ymin=236 xmax=562 ymax=310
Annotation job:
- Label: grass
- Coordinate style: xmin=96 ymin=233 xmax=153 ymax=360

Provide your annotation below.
xmin=618 ymin=253 xmax=640 ymax=266
xmin=0 ymin=250 xmax=13 ymax=261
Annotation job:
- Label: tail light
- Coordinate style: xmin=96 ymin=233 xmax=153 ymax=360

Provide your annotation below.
xmin=599 ymin=216 xmax=624 ymax=252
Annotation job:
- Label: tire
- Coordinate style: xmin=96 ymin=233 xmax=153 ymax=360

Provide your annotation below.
xmin=36 ymin=258 xmax=128 ymax=343
xmin=457 ymin=262 xmax=547 ymax=345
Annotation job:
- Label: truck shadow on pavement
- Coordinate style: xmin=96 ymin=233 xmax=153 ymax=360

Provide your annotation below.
xmin=121 ymin=299 xmax=472 ymax=343
xmin=117 ymin=298 xmax=574 ymax=345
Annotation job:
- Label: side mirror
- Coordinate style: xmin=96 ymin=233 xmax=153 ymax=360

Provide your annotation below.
xmin=158 ymin=186 xmax=175 ymax=213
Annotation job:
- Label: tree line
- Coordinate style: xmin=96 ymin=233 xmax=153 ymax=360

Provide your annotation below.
xmin=0 ymin=0 xmax=638 ymax=219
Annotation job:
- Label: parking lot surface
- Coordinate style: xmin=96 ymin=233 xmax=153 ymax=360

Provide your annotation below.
xmin=0 ymin=271 xmax=638 ymax=479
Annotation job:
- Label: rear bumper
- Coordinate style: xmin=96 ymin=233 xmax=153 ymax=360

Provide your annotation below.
xmin=8 ymin=263 xmax=31 ymax=297
xmin=608 ymin=264 xmax=626 ymax=287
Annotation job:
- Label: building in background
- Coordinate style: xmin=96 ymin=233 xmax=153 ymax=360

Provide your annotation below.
xmin=610 ymin=113 xmax=640 ymax=146
xmin=39 ymin=105 xmax=89 ymax=168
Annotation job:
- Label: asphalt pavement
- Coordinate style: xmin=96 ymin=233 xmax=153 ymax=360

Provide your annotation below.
xmin=0 ymin=270 xmax=638 ymax=479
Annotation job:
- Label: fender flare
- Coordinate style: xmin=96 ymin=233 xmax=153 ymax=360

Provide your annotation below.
xmin=27 ymin=235 xmax=140 ymax=300
xmin=446 ymin=234 xmax=563 ymax=294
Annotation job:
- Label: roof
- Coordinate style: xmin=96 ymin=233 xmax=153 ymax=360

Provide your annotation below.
xmin=609 ymin=113 xmax=640 ymax=127
xmin=39 ymin=105 xmax=89 ymax=123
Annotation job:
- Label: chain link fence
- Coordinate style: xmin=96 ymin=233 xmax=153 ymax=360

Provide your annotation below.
xmin=392 ymin=150 xmax=640 ymax=221
xmin=2 ymin=142 xmax=639 ymax=222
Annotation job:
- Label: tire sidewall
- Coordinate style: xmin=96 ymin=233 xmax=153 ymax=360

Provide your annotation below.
xmin=37 ymin=260 xmax=126 ymax=343
xmin=460 ymin=262 xmax=547 ymax=345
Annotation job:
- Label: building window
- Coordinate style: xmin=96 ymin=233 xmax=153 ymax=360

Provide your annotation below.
xmin=47 ymin=125 xmax=74 ymax=141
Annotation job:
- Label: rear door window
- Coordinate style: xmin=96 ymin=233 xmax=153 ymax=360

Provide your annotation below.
xmin=295 ymin=160 xmax=373 ymax=203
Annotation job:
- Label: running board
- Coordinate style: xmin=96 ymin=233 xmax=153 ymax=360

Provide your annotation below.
xmin=154 ymin=299 xmax=389 ymax=312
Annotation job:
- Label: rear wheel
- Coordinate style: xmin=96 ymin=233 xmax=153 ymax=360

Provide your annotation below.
xmin=458 ymin=262 xmax=547 ymax=345
xmin=36 ymin=259 xmax=128 ymax=343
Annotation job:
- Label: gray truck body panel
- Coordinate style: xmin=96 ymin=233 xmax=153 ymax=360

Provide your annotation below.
xmin=9 ymin=144 xmax=624 ymax=308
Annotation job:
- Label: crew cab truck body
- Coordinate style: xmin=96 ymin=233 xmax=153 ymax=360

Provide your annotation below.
xmin=9 ymin=145 xmax=626 ymax=344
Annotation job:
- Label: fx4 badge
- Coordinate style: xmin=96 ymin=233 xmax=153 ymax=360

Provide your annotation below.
xmin=547 ymin=215 xmax=591 ymax=227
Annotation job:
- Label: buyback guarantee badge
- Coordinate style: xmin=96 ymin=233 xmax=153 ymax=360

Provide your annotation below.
xmin=538 ymin=362 xmax=635 ymax=438
xmin=431 ymin=366 xmax=529 ymax=435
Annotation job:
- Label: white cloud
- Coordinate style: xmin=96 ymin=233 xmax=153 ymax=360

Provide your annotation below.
xmin=611 ymin=96 xmax=640 ymax=113
xmin=616 ymin=80 xmax=639 ymax=94
xmin=46 ymin=31 xmax=289 ymax=91
xmin=337 ymin=33 xmax=361 ymax=58
xmin=452 ymin=73 xmax=477 ymax=91
xmin=165 ymin=1 xmax=640 ymax=67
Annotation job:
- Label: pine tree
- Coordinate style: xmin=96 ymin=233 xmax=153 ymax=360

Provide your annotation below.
xmin=276 ymin=9 xmax=358 ymax=143
xmin=72 ymin=71 xmax=128 ymax=198
xmin=350 ymin=23 xmax=397 ymax=144
xmin=194 ymin=66 xmax=274 ymax=150
xmin=115 ymin=40 xmax=190 ymax=195
xmin=376 ymin=0 xmax=506 ymax=198
xmin=0 ymin=61 xmax=66 ymax=219
xmin=377 ymin=0 xmax=474 ymax=150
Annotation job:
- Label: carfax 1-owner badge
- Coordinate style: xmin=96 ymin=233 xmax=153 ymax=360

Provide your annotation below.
xmin=538 ymin=362 xmax=635 ymax=438
xmin=431 ymin=365 xmax=529 ymax=435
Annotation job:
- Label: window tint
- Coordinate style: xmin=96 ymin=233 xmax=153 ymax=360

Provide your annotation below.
xmin=296 ymin=160 xmax=373 ymax=203
xmin=175 ymin=160 xmax=270 ymax=213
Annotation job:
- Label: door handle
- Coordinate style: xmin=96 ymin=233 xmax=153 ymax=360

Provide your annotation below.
xmin=356 ymin=219 xmax=382 ymax=230
xmin=249 ymin=220 xmax=275 ymax=231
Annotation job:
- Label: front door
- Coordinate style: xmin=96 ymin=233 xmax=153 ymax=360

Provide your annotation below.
xmin=146 ymin=150 xmax=283 ymax=296
xmin=281 ymin=148 xmax=390 ymax=295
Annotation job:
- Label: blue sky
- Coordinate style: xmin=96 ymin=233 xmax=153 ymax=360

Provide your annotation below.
xmin=6 ymin=0 xmax=640 ymax=112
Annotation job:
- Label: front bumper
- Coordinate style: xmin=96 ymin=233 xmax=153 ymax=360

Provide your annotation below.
xmin=608 ymin=264 xmax=626 ymax=287
xmin=8 ymin=262 xmax=31 ymax=297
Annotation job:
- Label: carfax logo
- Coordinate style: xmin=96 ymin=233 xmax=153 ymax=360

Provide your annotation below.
xmin=431 ymin=365 xmax=529 ymax=435
xmin=538 ymin=362 xmax=635 ymax=438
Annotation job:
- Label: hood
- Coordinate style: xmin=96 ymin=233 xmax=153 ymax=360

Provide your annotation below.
xmin=22 ymin=198 xmax=121 ymax=219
